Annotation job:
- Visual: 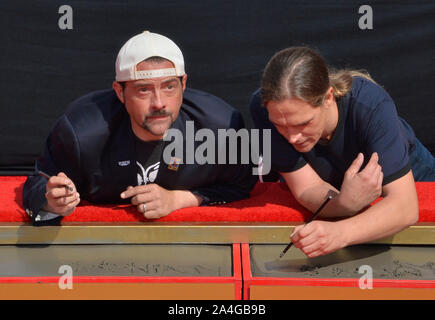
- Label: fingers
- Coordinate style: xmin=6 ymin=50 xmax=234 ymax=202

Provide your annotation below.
xmin=136 ymin=201 xmax=164 ymax=219
xmin=345 ymin=153 xmax=364 ymax=176
xmin=46 ymin=174 xmax=74 ymax=192
xmin=372 ymin=165 xmax=384 ymax=199
xmin=291 ymin=223 xmax=318 ymax=248
xmin=45 ymin=184 xmax=80 ymax=213
xmin=121 ymin=185 xmax=156 ymax=206
xmin=290 ymin=225 xmax=304 ymax=243
xmin=58 ymin=197 xmax=81 ymax=216
xmin=130 ymin=192 xmax=155 ymax=206
xmin=360 ymin=152 xmax=379 ymax=176
xmin=293 ymin=234 xmax=318 ymax=253
xmin=46 ymin=184 xmax=75 ymax=199
xmin=349 ymin=152 xmax=382 ymax=186
xmin=58 ymin=172 xmax=67 ymax=179
xmin=360 ymin=153 xmax=383 ymax=195
xmin=46 ymin=190 xmax=80 ymax=207
xmin=304 ymin=249 xmax=323 ymax=258
xmin=128 ymin=185 xmax=174 ymax=220
xmin=346 ymin=152 xmax=382 ymax=177
xmin=45 ymin=191 xmax=80 ymax=216
xmin=120 ymin=185 xmax=153 ymax=199
xmin=377 ymin=169 xmax=384 ymax=189
xmin=136 ymin=202 xmax=160 ymax=219
xmin=290 ymin=222 xmax=334 ymax=257
xmin=136 ymin=200 xmax=156 ymax=213
xmin=43 ymin=172 xmax=79 ymax=215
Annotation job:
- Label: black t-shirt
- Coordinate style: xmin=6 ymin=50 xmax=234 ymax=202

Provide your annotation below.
xmin=250 ymin=77 xmax=417 ymax=189
xmin=134 ymin=136 xmax=165 ymax=186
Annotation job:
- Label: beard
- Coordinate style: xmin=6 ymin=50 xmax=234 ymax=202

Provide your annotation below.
xmin=141 ymin=109 xmax=174 ymax=137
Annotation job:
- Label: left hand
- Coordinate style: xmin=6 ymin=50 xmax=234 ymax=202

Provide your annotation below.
xmin=339 ymin=152 xmax=383 ymax=212
xmin=120 ymin=184 xmax=175 ymax=219
xmin=290 ymin=221 xmax=347 ymax=258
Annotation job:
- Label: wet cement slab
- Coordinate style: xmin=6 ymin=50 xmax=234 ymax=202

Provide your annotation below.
xmin=0 ymin=244 xmax=232 ymax=277
xmin=250 ymin=244 xmax=435 ymax=280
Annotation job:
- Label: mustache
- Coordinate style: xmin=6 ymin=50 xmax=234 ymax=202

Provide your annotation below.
xmin=145 ymin=110 xmax=172 ymax=118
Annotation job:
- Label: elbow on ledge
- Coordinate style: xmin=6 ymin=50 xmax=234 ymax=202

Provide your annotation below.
xmin=405 ymin=199 xmax=419 ymax=227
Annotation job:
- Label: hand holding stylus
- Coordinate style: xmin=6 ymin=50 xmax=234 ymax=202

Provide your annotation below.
xmin=280 ymin=195 xmax=332 ymax=258
xmin=40 ymin=171 xmax=80 ymax=216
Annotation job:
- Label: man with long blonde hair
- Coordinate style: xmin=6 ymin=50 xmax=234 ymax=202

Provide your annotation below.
xmin=250 ymin=46 xmax=434 ymax=258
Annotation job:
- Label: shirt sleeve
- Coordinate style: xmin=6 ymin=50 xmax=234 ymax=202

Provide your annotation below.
xmin=359 ymin=90 xmax=411 ymax=185
xmin=22 ymin=115 xmax=82 ymax=225
xmin=249 ymin=89 xmax=306 ymax=173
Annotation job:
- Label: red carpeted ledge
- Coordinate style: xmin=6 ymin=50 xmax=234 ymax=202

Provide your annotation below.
xmin=1 ymin=176 xmax=434 ymax=223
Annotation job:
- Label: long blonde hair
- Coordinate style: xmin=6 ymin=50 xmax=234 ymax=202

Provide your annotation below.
xmin=329 ymin=68 xmax=376 ymax=99
xmin=261 ymin=47 xmax=376 ymax=106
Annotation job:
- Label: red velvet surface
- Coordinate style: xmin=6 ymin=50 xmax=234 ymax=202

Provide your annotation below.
xmin=1 ymin=176 xmax=434 ymax=223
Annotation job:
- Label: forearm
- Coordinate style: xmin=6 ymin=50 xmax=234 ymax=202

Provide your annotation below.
xmin=296 ymin=182 xmax=359 ymax=218
xmin=281 ymin=166 xmax=362 ymax=218
xmin=336 ymin=195 xmax=418 ymax=247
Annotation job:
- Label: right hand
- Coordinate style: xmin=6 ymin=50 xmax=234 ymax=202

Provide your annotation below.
xmin=339 ymin=152 xmax=383 ymax=212
xmin=44 ymin=172 xmax=80 ymax=216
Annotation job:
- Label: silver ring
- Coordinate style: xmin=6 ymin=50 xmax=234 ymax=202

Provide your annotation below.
xmin=142 ymin=203 xmax=146 ymax=213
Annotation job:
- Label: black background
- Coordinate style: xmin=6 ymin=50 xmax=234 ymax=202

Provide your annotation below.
xmin=1 ymin=0 xmax=434 ymax=175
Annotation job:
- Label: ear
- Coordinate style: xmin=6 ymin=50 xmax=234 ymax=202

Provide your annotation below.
xmin=112 ymin=81 xmax=125 ymax=104
xmin=324 ymin=87 xmax=335 ymax=107
xmin=181 ymin=74 xmax=187 ymax=92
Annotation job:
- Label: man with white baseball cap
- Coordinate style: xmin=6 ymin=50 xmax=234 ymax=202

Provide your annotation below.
xmin=23 ymin=31 xmax=256 ymax=224
xmin=112 ymin=31 xmax=187 ymax=143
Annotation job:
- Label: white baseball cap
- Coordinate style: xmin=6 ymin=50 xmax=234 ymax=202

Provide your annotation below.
xmin=115 ymin=31 xmax=185 ymax=81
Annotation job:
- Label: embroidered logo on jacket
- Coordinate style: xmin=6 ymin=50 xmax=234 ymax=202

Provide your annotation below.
xmin=118 ymin=160 xmax=131 ymax=167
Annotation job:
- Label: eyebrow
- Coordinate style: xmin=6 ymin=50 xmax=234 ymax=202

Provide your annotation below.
xmin=294 ymin=118 xmax=313 ymax=126
xmin=132 ymin=78 xmax=179 ymax=88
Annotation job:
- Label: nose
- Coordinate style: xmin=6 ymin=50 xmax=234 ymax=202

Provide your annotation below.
xmin=288 ymin=130 xmax=302 ymax=144
xmin=151 ymin=89 xmax=165 ymax=110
